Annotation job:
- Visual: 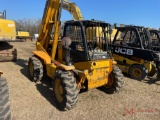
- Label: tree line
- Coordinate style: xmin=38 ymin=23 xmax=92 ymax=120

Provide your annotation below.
xmin=15 ymin=18 xmax=65 ymax=38
xmin=15 ymin=18 xmax=41 ymax=38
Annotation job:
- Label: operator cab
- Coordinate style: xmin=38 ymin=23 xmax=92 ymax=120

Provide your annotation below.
xmin=111 ymin=25 xmax=158 ymax=61
xmin=60 ymin=20 xmax=112 ymax=63
xmin=112 ymin=26 xmax=151 ymax=49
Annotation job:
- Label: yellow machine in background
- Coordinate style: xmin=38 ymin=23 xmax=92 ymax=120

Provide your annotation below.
xmin=28 ymin=0 xmax=124 ymax=111
xmin=0 ymin=10 xmax=31 ymax=42
xmin=62 ymin=0 xmax=83 ymax=20
xmin=0 ymin=19 xmax=16 ymax=41
xmin=0 ymin=10 xmax=17 ymax=61
xmin=16 ymin=31 xmax=32 ymax=41
xmin=0 ymin=10 xmax=16 ymax=40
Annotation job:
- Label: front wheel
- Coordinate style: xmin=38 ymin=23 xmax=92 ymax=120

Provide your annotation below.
xmin=129 ymin=64 xmax=148 ymax=80
xmin=52 ymin=70 xmax=79 ymax=111
xmin=28 ymin=56 xmax=43 ymax=82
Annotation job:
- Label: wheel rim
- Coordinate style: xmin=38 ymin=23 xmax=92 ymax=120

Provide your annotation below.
xmin=132 ymin=68 xmax=142 ymax=78
xmin=29 ymin=61 xmax=34 ymax=77
xmin=54 ymin=78 xmax=64 ymax=103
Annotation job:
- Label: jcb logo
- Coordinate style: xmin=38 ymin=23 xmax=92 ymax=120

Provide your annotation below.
xmin=115 ymin=47 xmax=133 ymax=55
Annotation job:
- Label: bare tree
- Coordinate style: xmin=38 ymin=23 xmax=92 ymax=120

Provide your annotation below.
xmin=15 ymin=18 xmax=41 ymax=37
xmin=15 ymin=19 xmax=67 ymax=38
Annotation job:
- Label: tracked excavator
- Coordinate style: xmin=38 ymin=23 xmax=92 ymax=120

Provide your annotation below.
xmin=0 ymin=10 xmax=12 ymax=120
xmin=0 ymin=10 xmax=17 ymax=61
xmin=28 ymin=0 xmax=124 ymax=110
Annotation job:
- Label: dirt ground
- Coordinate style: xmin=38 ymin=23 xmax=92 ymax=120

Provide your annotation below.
xmin=0 ymin=41 xmax=160 ymax=120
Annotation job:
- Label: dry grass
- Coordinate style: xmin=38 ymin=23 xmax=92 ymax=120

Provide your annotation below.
xmin=0 ymin=41 xmax=159 ymax=120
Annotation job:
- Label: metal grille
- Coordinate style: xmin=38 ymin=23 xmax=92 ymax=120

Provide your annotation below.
xmin=66 ymin=25 xmax=83 ymax=42
xmin=114 ymin=29 xmax=141 ymax=48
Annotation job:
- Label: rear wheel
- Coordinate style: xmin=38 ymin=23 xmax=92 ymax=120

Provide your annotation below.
xmin=103 ymin=65 xmax=124 ymax=94
xmin=53 ymin=70 xmax=79 ymax=111
xmin=28 ymin=56 xmax=43 ymax=82
xmin=129 ymin=64 xmax=147 ymax=80
xmin=0 ymin=77 xmax=11 ymax=120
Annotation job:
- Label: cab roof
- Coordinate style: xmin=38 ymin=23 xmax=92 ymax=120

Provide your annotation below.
xmin=64 ymin=20 xmax=111 ymax=27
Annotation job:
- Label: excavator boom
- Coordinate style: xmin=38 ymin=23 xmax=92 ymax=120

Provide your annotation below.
xmin=37 ymin=0 xmax=63 ymax=59
xmin=62 ymin=0 xmax=83 ymax=20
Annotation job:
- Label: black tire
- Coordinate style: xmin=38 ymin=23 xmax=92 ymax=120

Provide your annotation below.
xmin=28 ymin=56 xmax=43 ymax=82
xmin=0 ymin=77 xmax=11 ymax=120
xmin=53 ymin=70 xmax=79 ymax=111
xmin=103 ymin=65 xmax=124 ymax=94
xmin=129 ymin=64 xmax=148 ymax=80
xmin=148 ymin=62 xmax=157 ymax=78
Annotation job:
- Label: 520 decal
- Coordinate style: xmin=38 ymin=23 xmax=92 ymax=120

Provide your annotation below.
xmin=115 ymin=47 xmax=133 ymax=55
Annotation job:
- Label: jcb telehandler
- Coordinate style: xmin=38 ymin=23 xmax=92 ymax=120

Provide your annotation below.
xmin=28 ymin=0 xmax=124 ymax=110
xmin=111 ymin=25 xmax=160 ymax=80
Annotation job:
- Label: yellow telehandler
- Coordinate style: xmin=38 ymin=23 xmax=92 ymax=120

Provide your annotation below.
xmin=28 ymin=0 xmax=124 ymax=110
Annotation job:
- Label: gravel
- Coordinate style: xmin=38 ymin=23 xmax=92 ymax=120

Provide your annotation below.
xmin=0 ymin=41 xmax=159 ymax=120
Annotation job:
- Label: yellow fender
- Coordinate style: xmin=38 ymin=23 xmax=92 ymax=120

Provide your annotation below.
xmin=32 ymin=51 xmax=51 ymax=64
xmin=32 ymin=51 xmax=75 ymax=71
